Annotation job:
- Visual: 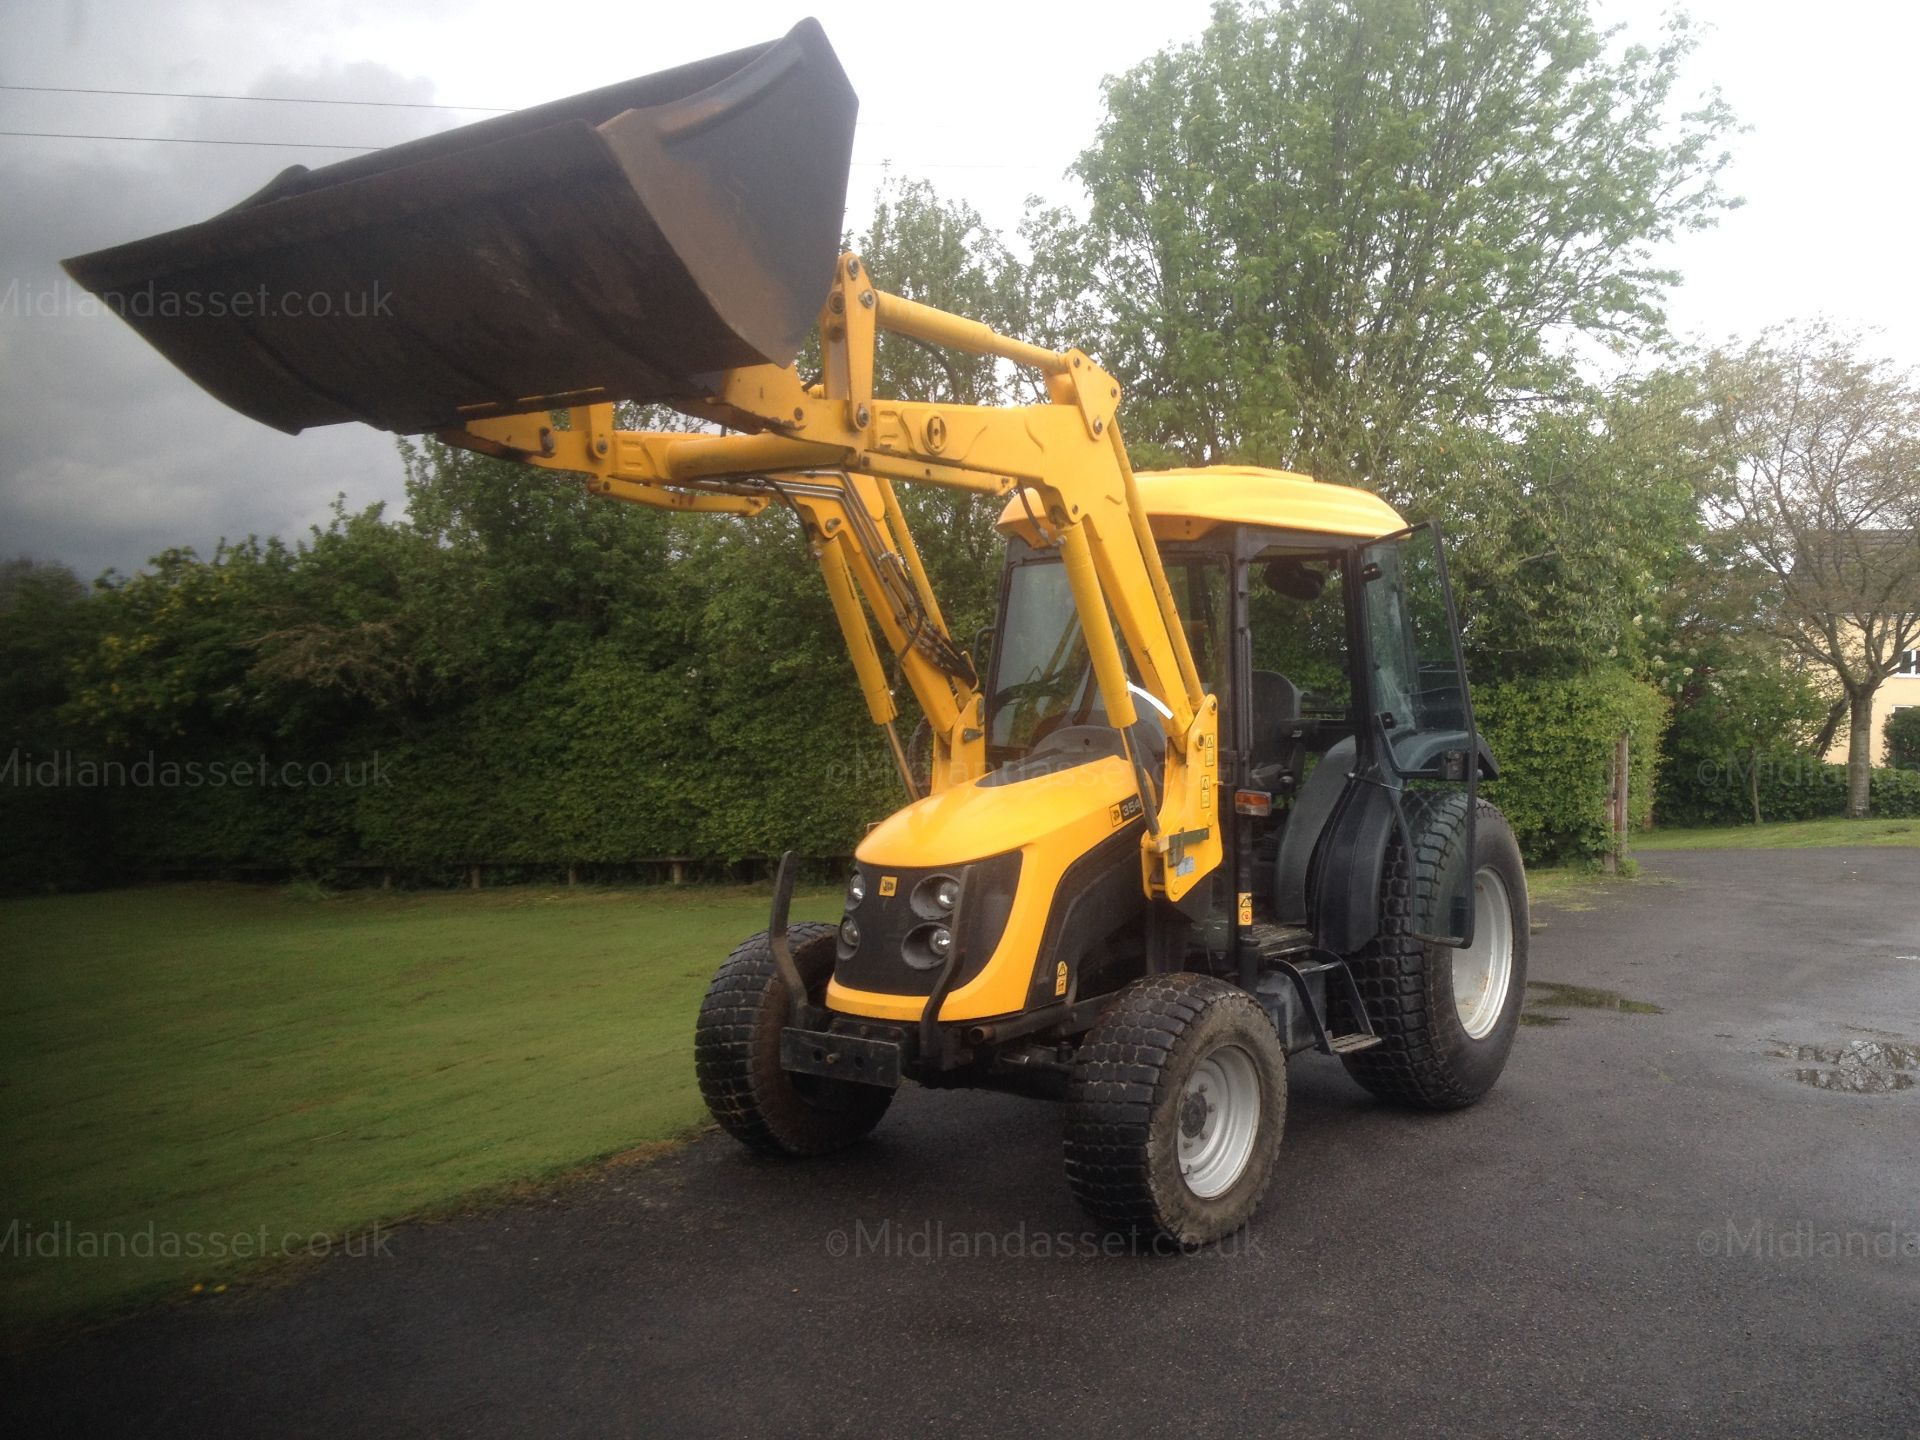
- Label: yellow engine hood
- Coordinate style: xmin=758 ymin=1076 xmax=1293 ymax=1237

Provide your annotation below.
xmin=857 ymin=755 xmax=1138 ymax=867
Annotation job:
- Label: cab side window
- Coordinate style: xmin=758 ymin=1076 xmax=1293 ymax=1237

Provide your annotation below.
xmin=1249 ymin=553 xmax=1350 ymax=718
xmin=1246 ymin=551 xmax=1352 ymax=795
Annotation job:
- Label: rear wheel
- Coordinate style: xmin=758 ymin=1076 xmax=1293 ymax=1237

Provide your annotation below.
xmin=694 ymin=922 xmax=893 ymax=1155
xmin=1064 ymin=973 xmax=1287 ymax=1246
xmin=1341 ymin=795 xmax=1528 ymax=1109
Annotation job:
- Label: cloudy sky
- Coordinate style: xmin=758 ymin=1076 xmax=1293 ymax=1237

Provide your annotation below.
xmin=2 ymin=0 xmax=1915 ymax=579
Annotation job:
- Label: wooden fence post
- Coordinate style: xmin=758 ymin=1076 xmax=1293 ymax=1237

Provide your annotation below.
xmin=1605 ymin=732 xmax=1631 ymax=873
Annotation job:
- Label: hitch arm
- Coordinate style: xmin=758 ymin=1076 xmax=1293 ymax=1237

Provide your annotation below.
xmin=766 ymin=851 xmax=810 ymax=1015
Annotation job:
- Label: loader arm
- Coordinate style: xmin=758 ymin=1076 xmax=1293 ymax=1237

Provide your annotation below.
xmin=445 ymin=255 xmax=1221 ymax=902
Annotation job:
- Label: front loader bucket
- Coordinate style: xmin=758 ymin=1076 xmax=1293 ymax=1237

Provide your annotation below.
xmin=61 ymin=19 xmax=855 ymax=435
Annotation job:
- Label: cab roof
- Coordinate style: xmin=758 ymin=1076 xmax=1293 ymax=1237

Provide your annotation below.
xmin=995 ymin=465 xmax=1406 ymax=545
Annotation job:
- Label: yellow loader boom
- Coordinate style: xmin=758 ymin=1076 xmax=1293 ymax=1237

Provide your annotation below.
xmin=446 ymin=258 xmax=1221 ymax=900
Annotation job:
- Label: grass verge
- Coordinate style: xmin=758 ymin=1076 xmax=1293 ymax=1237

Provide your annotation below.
xmin=1632 ymin=817 xmax=1920 ymax=851
xmin=0 ymin=882 xmax=836 ymax=1333
xmin=1524 ymin=865 xmax=1635 ymax=911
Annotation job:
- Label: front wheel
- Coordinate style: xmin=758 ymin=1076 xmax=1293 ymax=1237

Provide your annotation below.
xmin=1341 ymin=795 xmax=1529 ymax=1109
xmin=694 ymin=922 xmax=893 ymax=1156
xmin=1063 ymin=973 xmax=1287 ymax=1246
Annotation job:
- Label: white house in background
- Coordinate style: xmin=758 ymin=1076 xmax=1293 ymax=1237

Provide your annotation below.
xmin=1824 ymin=647 xmax=1920 ymax=765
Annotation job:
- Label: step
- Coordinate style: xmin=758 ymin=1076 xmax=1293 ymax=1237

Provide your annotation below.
xmin=1244 ymin=923 xmax=1314 ymax=959
xmin=1327 ymin=1033 xmax=1382 ymax=1054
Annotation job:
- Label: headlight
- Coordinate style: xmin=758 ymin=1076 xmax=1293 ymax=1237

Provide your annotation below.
xmin=846 ymin=871 xmax=866 ymax=906
xmin=839 ymin=915 xmax=861 ymax=950
xmin=901 ymin=922 xmax=953 ymax=971
xmin=911 ymin=873 xmax=962 ymax=920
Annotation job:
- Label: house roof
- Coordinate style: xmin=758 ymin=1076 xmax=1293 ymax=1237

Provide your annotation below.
xmin=1789 ymin=529 xmax=1920 ymax=609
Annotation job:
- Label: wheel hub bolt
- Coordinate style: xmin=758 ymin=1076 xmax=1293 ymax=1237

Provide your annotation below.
xmin=1180 ymin=1092 xmax=1211 ymax=1138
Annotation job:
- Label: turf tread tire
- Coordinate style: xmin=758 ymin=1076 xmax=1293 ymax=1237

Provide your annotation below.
xmin=1064 ymin=972 xmax=1286 ymax=1246
xmin=1339 ymin=795 xmax=1527 ymax=1110
xmin=694 ymin=922 xmax=892 ymax=1156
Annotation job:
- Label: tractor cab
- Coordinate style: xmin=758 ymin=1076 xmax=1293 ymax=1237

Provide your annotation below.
xmin=993 ymin=467 xmax=1487 ymax=962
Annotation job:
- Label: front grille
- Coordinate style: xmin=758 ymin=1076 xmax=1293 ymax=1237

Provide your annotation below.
xmin=833 ymin=850 xmax=1023 ymax=996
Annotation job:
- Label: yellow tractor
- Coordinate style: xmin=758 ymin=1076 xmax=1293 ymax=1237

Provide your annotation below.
xmin=66 ymin=19 xmax=1526 ymax=1245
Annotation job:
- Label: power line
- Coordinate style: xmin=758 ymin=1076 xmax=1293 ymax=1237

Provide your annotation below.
xmin=0 ymin=82 xmax=509 ymax=112
xmin=0 ymin=130 xmax=1056 ymax=167
xmin=0 ymin=129 xmax=380 ymax=151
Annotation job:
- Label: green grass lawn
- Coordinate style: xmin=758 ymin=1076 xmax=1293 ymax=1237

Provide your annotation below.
xmin=1632 ymin=817 xmax=1920 ymax=851
xmin=0 ymin=882 xmax=838 ymax=1333
xmin=0 ymin=863 xmax=1622 ymax=1332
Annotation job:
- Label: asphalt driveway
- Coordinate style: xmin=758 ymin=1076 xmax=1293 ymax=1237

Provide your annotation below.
xmin=7 ymin=849 xmax=1919 ymax=1437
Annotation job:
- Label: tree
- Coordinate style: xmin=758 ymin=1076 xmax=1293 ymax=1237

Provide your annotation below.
xmin=0 ymin=558 xmax=92 ymax=735
xmin=1704 ymin=324 xmax=1920 ymax=817
xmin=1045 ymin=0 xmax=1738 ymax=484
xmin=1435 ymin=368 xmax=1717 ymax=681
xmin=61 ymin=541 xmax=299 ymax=751
xmin=245 ymin=501 xmax=433 ymax=732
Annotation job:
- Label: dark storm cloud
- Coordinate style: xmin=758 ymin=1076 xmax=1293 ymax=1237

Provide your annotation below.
xmin=0 ymin=1 xmax=455 ymax=579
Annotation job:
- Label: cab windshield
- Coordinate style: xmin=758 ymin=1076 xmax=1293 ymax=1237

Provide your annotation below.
xmin=985 ymin=551 xmax=1226 ymax=761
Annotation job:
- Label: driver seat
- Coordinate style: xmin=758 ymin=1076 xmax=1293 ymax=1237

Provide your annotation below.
xmin=1248 ymin=669 xmax=1305 ymax=793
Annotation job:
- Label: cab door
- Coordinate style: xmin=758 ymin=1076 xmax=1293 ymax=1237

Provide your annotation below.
xmin=1358 ymin=523 xmax=1478 ymax=946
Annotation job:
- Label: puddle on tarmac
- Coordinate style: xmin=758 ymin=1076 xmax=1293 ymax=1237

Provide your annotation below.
xmin=1525 ymin=981 xmax=1665 ymax=1016
xmin=1768 ymin=1040 xmax=1920 ymax=1095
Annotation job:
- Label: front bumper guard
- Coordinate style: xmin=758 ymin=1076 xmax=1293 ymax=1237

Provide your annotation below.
xmin=780 ymin=1025 xmax=904 ymax=1089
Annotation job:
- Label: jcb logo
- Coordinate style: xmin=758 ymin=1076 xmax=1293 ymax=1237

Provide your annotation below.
xmin=878 ymin=875 xmax=897 ymax=897
xmin=1108 ymin=794 xmax=1144 ymax=828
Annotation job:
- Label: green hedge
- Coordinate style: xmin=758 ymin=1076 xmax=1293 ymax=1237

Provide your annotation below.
xmin=0 ymin=781 xmax=111 ymax=891
xmin=1661 ymin=750 xmax=1920 ymax=825
xmin=1870 ymin=766 xmax=1920 ymax=815
xmin=1473 ymin=668 xmax=1671 ymax=867
xmin=1887 ymin=706 xmax=1920 ymax=771
xmin=7 ymin=670 xmax=1671 ymax=887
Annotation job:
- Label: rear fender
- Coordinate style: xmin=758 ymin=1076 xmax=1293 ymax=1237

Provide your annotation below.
xmin=1309 ymin=782 xmax=1396 ymax=954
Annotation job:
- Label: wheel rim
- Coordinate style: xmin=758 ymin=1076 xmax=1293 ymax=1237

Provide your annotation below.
xmin=1453 ymin=866 xmax=1515 ymax=1040
xmin=1176 ymin=1042 xmax=1261 ymax=1199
